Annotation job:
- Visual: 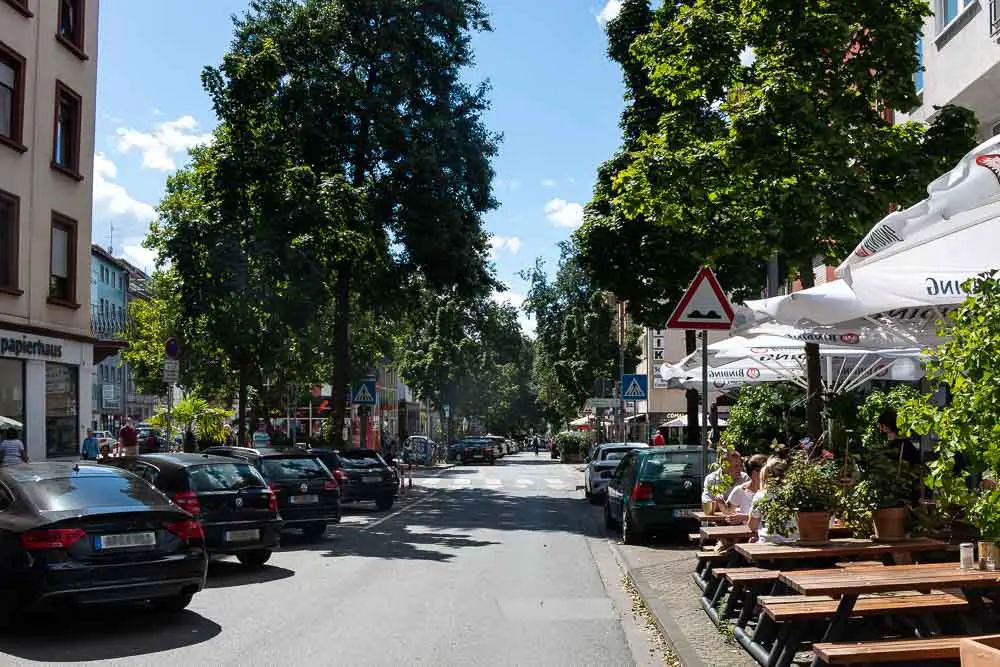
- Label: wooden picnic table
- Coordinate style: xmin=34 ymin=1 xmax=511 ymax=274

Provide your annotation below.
xmin=780 ymin=563 xmax=1000 ymax=667
xmin=692 ymin=510 xmax=731 ymax=524
xmin=735 ymin=537 xmax=945 ymax=564
xmin=705 ymin=524 xmax=854 ymax=544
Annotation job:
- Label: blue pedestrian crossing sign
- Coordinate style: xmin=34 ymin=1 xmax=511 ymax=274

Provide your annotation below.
xmin=352 ymin=380 xmax=377 ymax=405
xmin=621 ymin=374 xmax=648 ymax=401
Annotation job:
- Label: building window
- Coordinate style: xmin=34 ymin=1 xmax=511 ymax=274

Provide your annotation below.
xmin=0 ymin=190 xmax=19 ymax=292
xmin=56 ymin=0 xmax=87 ymax=60
xmin=940 ymin=0 xmax=973 ymax=29
xmin=0 ymin=358 xmax=24 ymax=443
xmin=1 ymin=0 xmax=33 ymax=18
xmin=0 ymin=41 xmax=26 ymax=152
xmin=915 ymin=37 xmax=924 ymax=93
xmin=46 ymin=362 xmax=79 ymax=458
xmin=49 ymin=212 xmax=77 ymax=306
xmin=52 ymin=81 xmax=82 ymax=179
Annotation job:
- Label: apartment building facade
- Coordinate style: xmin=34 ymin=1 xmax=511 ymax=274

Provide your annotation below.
xmin=902 ymin=0 xmax=1000 ymax=139
xmin=90 ymin=243 xmax=128 ymax=430
xmin=0 ymin=0 xmax=99 ymax=459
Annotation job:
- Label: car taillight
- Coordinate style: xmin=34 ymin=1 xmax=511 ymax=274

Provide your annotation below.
xmin=632 ymin=482 xmax=654 ymax=502
xmin=172 ymin=490 xmax=202 ymax=515
xmin=324 ymin=478 xmax=338 ymax=491
xmin=333 ymin=469 xmax=349 ymax=481
xmin=266 ymin=489 xmax=278 ymax=514
xmin=21 ymin=528 xmax=86 ymax=550
xmin=165 ymin=519 xmax=204 ymax=542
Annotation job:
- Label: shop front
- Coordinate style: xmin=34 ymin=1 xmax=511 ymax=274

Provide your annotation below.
xmin=0 ymin=329 xmax=94 ymax=461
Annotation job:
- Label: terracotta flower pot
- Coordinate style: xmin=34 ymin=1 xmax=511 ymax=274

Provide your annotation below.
xmin=873 ymin=507 xmax=908 ymax=542
xmin=796 ymin=511 xmax=831 ymax=545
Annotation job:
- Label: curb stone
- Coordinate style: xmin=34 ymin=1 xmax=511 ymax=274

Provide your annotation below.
xmin=608 ymin=540 xmax=707 ymax=667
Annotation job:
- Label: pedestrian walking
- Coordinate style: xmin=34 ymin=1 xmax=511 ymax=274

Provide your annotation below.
xmin=80 ymin=428 xmax=100 ymax=461
xmin=118 ymin=418 xmax=138 ymax=457
xmin=0 ymin=427 xmax=27 ymax=466
xmin=402 ymin=441 xmax=415 ymax=491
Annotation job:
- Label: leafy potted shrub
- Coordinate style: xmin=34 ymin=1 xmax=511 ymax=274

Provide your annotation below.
xmin=758 ymin=450 xmax=840 ymax=544
xmin=555 ymin=431 xmax=588 ymax=463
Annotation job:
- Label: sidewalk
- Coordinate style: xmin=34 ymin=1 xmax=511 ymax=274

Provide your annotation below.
xmin=611 ymin=542 xmax=757 ymax=667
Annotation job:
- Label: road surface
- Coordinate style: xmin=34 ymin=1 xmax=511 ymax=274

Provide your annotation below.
xmin=0 ymin=452 xmax=662 ymax=666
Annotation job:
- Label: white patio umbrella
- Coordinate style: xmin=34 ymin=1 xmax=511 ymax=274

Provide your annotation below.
xmin=837 ymin=134 xmax=1000 ymax=308
xmin=0 ymin=416 xmax=22 ymax=430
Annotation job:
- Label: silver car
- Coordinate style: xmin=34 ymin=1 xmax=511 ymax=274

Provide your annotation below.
xmin=584 ymin=442 xmax=649 ymax=504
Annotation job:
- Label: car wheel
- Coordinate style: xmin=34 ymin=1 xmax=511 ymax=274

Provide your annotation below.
xmin=236 ymin=549 xmax=272 ymax=568
xmin=604 ymin=500 xmax=616 ymax=529
xmin=376 ymin=496 xmax=394 ymax=511
xmin=588 ymin=490 xmax=603 ymax=506
xmin=150 ymin=591 xmax=194 ymax=614
xmin=622 ymin=508 xmax=645 ymax=545
xmin=300 ymin=523 xmax=328 ymax=540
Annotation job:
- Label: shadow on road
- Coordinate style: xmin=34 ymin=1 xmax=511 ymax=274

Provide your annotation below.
xmin=0 ymin=608 xmax=221 ymax=662
xmin=206 ymin=560 xmax=296 ymax=588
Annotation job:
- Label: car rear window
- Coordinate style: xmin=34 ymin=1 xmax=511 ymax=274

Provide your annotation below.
xmin=261 ymin=456 xmax=329 ymax=480
xmin=600 ymin=448 xmax=632 ymax=462
xmin=640 ymin=452 xmax=702 ymax=479
xmin=188 ymin=463 xmax=266 ymax=492
xmin=339 ymin=452 xmax=384 ymax=469
xmin=23 ymin=473 xmax=168 ymax=512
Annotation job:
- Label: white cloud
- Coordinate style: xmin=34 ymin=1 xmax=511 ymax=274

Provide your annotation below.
xmin=115 ymin=115 xmax=213 ymax=172
xmin=489 ymin=235 xmax=523 ymax=259
xmin=92 ymin=153 xmax=157 ymax=222
xmin=541 ymin=178 xmax=557 ymax=188
xmin=597 ymin=0 xmax=623 ymax=27
xmin=121 ymin=243 xmax=158 ymax=272
xmin=495 ymin=177 xmax=521 ymax=192
xmin=544 ymin=198 xmax=585 ymax=229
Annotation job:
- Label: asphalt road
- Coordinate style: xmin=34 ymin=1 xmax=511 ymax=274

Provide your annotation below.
xmin=0 ymin=452 xmax=661 ymax=667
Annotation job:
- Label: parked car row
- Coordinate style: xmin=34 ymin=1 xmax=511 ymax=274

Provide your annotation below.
xmin=586 ymin=444 xmax=705 ymax=544
xmin=0 ymin=445 xmax=401 ymax=628
xmin=446 ymin=435 xmax=522 ymax=464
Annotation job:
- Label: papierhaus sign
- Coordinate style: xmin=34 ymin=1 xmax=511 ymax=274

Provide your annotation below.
xmin=0 ymin=336 xmax=64 ymax=359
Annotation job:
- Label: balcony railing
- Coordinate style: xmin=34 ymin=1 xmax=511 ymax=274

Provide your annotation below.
xmin=992 ymin=0 xmax=1000 ymax=39
xmin=91 ymin=305 xmax=130 ymax=341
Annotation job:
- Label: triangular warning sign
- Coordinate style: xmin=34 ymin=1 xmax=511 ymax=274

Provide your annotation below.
xmin=623 ymin=378 xmax=645 ymax=399
xmin=353 ymin=384 xmax=374 ymax=403
xmin=666 ymin=266 xmax=734 ymax=330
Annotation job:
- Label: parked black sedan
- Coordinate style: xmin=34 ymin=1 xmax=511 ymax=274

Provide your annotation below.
xmin=203 ymin=447 xmax=341 ymax=539
xmin=0 ymin=462 xmax=208 ymax=626
xmin=109 ymin=453 xmax=283 ymax=567
xmin=309 ymin=448 xmax=397 ymax=511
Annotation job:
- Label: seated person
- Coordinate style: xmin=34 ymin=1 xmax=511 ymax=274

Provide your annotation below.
xmin=724 ymin=454 xmax=768 ymax=524
xmin=748 ymin=457 xmax=798 ymax=543
xmin=702 ymin=449 xmax=750 ymax=510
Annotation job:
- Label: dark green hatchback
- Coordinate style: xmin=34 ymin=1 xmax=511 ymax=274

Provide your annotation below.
xmin=604 ymin=446 xmax=705 ymax=544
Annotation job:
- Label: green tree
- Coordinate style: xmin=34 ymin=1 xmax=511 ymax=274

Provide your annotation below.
xmin=150 ymin=394 xmax=230 ymax=450
xmin=583 ymin=0 xmax=979 ymax=438
xmin=899 ymin=272 xmax=1000 ymax=538
xmin=201 ymin=0 xmax=500 ymax=447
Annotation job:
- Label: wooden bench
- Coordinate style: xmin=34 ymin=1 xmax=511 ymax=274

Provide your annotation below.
xmin=761 ymin=591 xmax=968 ymax=622
xmin=813 ymin=636 xmax=968 ymax=664
xmin=693 ymin=550 xmax=733 ymax=590
xmin=834 ymin=560 xmax=884 ymax=568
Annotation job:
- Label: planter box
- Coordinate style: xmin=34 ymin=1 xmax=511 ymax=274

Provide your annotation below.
xmin=962 ymin=636 xmax=1000 ymax=666
xmin=560 ymin=453 xmax=584 ymax=463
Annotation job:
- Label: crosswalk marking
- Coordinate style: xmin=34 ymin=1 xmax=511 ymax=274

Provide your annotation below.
xmin=414 ymin=475 xmax=582 ymax=491
xmin=484 ymin=479 xmax=502 ymax=486
xmin=545 ymin=479 xmax=563 ymax=486
xmin=452 ymin=478 xmax=472 ymax=486
xmin=515 ymin=479 xmax=533 ymax=487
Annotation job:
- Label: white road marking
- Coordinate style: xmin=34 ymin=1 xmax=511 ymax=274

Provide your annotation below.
xmin=360 ymin=492 xmax=439 ymax=532
xmin=515 ymin=479 xmax=533 ymax=486
xmin=545 ymin=479 xmax=564 ymax=486
xmin=484 ymin=479 xmax=502 ymax=486
xmin=420 ymin=478 xmax=441 ymax=485
xmin=452 ymin=478 xmax=472 ymax=486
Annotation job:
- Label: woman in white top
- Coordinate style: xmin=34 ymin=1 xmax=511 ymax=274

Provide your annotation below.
xmin=0 ymin=427 xmax=27 ymax=466
xmin=748 ymin=456 xmax=798 ymax=543
xmin=725 ymin=453 xmax=769 ymax=523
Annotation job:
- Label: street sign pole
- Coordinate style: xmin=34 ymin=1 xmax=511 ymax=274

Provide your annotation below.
xmin=702 ymin=329 xmax=709 ymax=480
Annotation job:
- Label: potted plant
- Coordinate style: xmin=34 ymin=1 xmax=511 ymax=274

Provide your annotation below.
xmin=704 ymin=447 xmax=735 ymax=515
xmin=758 ymin=450 xmax=840 ymax=544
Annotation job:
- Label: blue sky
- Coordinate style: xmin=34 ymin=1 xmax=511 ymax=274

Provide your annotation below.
xmin=92 ymin=0 xmax=627 ymax=334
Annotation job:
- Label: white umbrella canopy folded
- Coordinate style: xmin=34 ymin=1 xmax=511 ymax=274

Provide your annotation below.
xmin=838 ymin=134 xmax=1000 ymax=307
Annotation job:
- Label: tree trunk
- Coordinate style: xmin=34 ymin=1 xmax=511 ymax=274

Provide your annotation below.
xmin=684 ymin=330 xmax=700 ymax=445
xmin=798 ymin=259 xmax=824 ymax=439
xmin=237 ymin=362 xmax=248 ymax=447
xmin=331 ymin=265 xmax=351 ymax=448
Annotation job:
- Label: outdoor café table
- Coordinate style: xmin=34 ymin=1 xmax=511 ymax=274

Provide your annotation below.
xmin=692 ymin=510 xmax=731 ymax=524
xmin=780 ymin=563 xmax=1000 ymax=667
xmin=707 ymin=524 xmax=855 ymax=545
xmin=735 ymin=537 xmax=946 ymax=567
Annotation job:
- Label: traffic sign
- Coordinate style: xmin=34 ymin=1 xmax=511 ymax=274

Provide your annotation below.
xmin=163 ymin=359 xmax=179 ymax=384
xmin=585 ymin=397 xmax=618 ymax=409
xmin=621 ymin=374 xmax=648 ymax=401
xmin=666 ymin=266 xmax=734 ymax=330
xmin=164 ymin=337 xmax=181 ymax=359
xmin=352 ymin=380 xmax=376 ymax=405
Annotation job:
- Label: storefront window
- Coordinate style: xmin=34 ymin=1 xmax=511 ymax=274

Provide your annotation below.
xmin=0 ymin=358 xmax=24 ymax=439
xmin=46 ymin=362 xmax=78 ymax=458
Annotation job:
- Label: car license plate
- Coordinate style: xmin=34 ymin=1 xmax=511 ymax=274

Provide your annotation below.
xmin=672 ymin=509 xmax=694 ymax=518
xmin=224 ymin=528 xmax=260 ymax=542
xmin=95 ymin=531 xmax=156 ymax=550
xmin=362 ymin=475 xmax=381 ymax=483
xmin=289 ymin=494 xmax=319 ymax=504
